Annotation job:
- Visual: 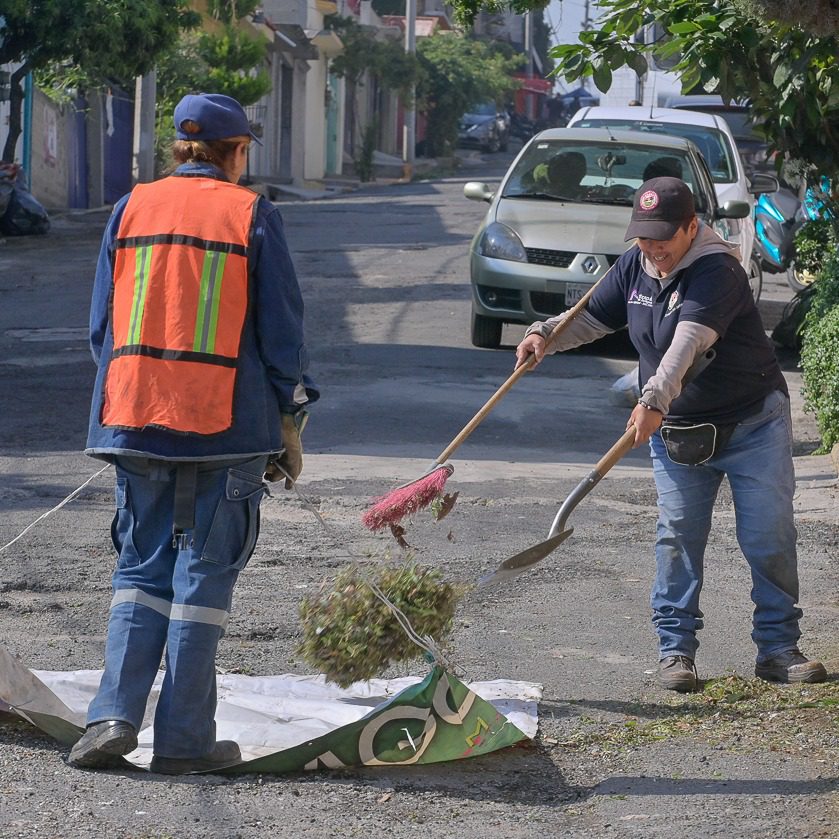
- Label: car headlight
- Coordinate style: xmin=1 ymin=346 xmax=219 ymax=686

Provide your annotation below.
xmin=468 ymin=119 xmax=492 ymax=138
xmin=479 ymin=222 xmax=527 ymax=262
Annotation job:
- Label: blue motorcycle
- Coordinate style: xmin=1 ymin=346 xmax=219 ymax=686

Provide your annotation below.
xmin=754 ymin=177 xmax=831 ymax=291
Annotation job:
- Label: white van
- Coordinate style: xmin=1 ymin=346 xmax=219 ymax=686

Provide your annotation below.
xmin=566 ymin=105 xmax=778 ymax=299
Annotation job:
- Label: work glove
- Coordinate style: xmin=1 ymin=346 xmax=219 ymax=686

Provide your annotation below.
xmin=265 ymin=410 xmax=307 ymax=489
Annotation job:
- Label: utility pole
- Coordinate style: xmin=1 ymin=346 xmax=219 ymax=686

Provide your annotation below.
xmin=132 ymin=70 xmax=156 ymax=184
xmin=523 ymin=11 xmax=535 ymax=119
xmin=402 ymin=0 xmax=416 ymax=180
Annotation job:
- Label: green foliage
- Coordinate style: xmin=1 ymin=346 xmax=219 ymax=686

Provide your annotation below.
xmin=416 ymin=34 xmax=523 ymax=157
xmin=1 ymin=0 xmax=197 ymax=161
xmin=356 ymin=119 xmax=377 ymax=183
xmin=0 ymin=1 xmax=197 ymax=81
xmin=196 ymin=26 xmax=271 ymax=105
xmin=800 ymin=243 xmax=839 ymax=451
xmin=793 ymin=217 xmax=839 ymax=274
xmin=207 ymin=0 xmax=262 ymax=24
xmin=444 ymin=0 xmax=550 ymax=28
xmin=548 ymin=0 xmax=839 ymax=182
xmin=154 ymin=14 xmax=271 ymax=170
xmin=326 ymin=15 xmax=418 ymax=102
xmin=736 ymin=0 xmax=839 ymax=36
xmin=801 ymin=300 xmax=839 ymax=452
xmin=297 ymin=561 xmax=463 ymax=687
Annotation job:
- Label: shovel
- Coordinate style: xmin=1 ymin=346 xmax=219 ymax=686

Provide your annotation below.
xmin=477 ymin=425 xmax=637 ymax=587
xmin=477 ymin=346 xmax=719 ymax=587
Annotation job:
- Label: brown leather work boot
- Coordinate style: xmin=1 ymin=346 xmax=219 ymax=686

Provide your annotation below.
xmin=755 ymin=649 xmax=827 ymax=684
xmin=658 ymin=655 xmax=699 ymax=692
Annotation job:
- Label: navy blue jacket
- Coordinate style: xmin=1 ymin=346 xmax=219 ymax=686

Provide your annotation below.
xmin=86 ymin=162 xmax=318 ymax=461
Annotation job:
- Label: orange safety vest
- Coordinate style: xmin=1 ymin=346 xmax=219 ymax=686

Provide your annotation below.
xmin=101 ymin=176 xmax=259 ymax=435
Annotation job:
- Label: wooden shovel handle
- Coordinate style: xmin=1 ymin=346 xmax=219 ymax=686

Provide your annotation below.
xmin=593 ymin=425 xmax=637 ymax=477
xmin=436 ymin=271 xmax=610 ymax=465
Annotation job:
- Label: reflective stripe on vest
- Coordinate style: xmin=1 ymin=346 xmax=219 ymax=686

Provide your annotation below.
xmin=102 ymin=176 xmax=259 ymax=435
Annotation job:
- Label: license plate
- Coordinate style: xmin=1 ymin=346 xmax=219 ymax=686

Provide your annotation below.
xmin=565 ymin=283 xmax=588 ymax=306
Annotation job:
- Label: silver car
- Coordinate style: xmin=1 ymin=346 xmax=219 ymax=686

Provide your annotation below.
xmin=464 ymin=127 xmax=750 ymax=348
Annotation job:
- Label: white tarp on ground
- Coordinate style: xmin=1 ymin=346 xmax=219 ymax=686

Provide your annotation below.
xmin=0 ymin=646 xmax=541 ymax=773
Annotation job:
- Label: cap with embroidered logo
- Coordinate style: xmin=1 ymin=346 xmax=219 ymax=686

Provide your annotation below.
xmin=174 ymin=93 xmax=263 ymax=146
xmin=624 ymin=176 xmax=695 ymax=241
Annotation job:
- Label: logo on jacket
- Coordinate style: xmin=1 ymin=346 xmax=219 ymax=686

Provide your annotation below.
xmin=628 ymin=287 xmax=654 ymax=307
xmin=665 ymin=290 xmax=682 ymax=316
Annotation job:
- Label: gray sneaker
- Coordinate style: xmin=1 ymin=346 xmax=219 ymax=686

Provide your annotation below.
xmin=67 ymin=720 xmax=138 ymax=769
xmin=755 ymin=649 xmax=828 ymax=684
xmin=658 ymin=655 xmax=698 ymax=692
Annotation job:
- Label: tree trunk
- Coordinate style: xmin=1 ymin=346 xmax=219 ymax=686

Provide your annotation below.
xmin=2 ymin=64 xmax=30 ymax=164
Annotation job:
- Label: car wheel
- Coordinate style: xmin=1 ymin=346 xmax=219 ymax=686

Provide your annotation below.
xmin=471 ymin=312 xmax=503 ymax=349
xmin=786 ymin=261 xmax=817 ymax=292
xmin=748 ymin=254 xmax=763 ymax=302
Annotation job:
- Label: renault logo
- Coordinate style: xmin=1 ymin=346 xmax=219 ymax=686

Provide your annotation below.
xmin=582 ymin=256 xmax=598 ymax=274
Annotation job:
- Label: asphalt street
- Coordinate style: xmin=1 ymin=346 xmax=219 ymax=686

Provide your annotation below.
xmin=0 ymin=153 xmax=837 ymax=838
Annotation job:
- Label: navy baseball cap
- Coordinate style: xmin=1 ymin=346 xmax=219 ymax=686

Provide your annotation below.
xmin=624 ymin=177 xmax=695 ymax=241
xmin=174 ymin=93 xmax=263 ymax=145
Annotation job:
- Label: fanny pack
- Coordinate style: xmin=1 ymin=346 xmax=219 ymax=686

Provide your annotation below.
xmin=659 ymin=421 xmax=737 ymax=466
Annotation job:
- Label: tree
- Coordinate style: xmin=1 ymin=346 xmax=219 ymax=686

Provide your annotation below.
xmin=442 ymin=0 xmax=839 ymax=35
xmin=325 ymin=15 xmax=418 ymax=175
xmin=416 ymin=34 xmax=522 ymax=156
xmin=154 ymin=2 xmax=271 ymax=164
xmin=444 ymin=0 xmax=550 ymax=28
xmin=737 ymin=0 xmax=839 ymax=36
xmin=0 ymin=1 xmax=197 ymax=162
xmin=547 ymin=0 xmax=839 ymax=181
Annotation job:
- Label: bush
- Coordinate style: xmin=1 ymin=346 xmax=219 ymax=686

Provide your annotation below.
xmin=800 ymin=249 xmax=839 ymax=452
xmin=794 ymin=217 xmax=838 ymax=275
xmin=801 ymin=306 xmax=839 ymax=452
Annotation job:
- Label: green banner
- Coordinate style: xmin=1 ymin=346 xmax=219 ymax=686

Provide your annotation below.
xmin=234 ymin=666 xmax=528 ymax=774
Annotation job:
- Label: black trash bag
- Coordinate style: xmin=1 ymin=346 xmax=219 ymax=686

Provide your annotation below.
xmin=771 ymin=285 xmax=816 ymax=351
xmin=0 ymin=185 xmax=50 ymax=236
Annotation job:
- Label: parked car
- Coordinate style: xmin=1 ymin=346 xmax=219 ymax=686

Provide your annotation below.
xmin=566 ymin=105 xmax=779 ymax=298
xmin=458 ymin=102 xmax=510 ymax=153
xmin=463 ymin=127 xmax=750 ymax=348
xmin=664 ymin=95 xmax=773 ymax=176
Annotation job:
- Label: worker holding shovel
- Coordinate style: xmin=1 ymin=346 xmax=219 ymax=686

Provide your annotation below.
xmin=515 ymin=176 xmax=826 ymax=693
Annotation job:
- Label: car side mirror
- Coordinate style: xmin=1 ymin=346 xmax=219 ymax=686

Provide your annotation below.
xmin=716 ymin=199 xmax=751 ymax=220
xmin=748 ymin=172 xmax=779 ymax=195
xmin=464 ymin=182 xmax=494 ymax=203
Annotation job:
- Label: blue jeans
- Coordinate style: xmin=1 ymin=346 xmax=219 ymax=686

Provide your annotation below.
xmin=86 ymin=454 xmax=267 ymax=758
xmin=649 ymin=390 xmax=802 ymax=663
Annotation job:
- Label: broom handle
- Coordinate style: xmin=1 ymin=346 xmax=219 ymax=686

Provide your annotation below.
xmin=435 ymin=269 xmax=611 ymax=465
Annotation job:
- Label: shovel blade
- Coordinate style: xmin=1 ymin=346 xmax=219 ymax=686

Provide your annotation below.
xmin=477 ymin=528 xmax=574 ymax=587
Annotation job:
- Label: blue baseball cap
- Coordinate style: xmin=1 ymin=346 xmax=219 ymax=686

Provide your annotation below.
xmin=174 ymin=93 xmax=263 ymax=145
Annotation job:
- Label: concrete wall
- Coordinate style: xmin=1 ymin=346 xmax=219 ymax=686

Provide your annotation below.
xmin=28 ymin=88 xmax=71 ymax=209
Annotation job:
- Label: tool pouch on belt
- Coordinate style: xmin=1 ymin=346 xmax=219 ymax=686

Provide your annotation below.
xmin=659 ymin=421 xmax=736 ymax=466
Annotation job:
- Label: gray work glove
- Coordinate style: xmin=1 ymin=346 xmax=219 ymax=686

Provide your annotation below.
xmin=265 ymin=411 xmax=307 ymax=489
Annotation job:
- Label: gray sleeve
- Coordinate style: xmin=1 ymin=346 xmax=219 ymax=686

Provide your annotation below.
xmin=524 ymin=309 xmax=615 ymax=353
xmin=640 ymin=321 xmax=719 ymax=413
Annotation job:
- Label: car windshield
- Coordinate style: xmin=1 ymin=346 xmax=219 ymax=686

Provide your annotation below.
xmin=572 ymin=119 xmax=737 ymax=184
xmin=501 ymin=140 xmax=709 ymax=213
xmin=469 ymin=103 xmax=497 ymax=117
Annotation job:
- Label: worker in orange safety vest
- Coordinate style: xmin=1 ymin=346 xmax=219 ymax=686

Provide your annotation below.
xmin=69 ymin=93 xmax=319 ymax=774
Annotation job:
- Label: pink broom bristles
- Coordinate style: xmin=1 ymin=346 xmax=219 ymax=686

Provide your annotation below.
xmin=361 ymin=465 xmax=453 ymax=531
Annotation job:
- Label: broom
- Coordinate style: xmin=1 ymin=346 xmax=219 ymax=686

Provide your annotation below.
xmin=361 ymin=271 xmax=612 ymax=531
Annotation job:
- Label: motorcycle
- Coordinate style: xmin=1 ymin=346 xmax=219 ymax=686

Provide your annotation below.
xmin=753 ymin=177 xmax=832 ymax=292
